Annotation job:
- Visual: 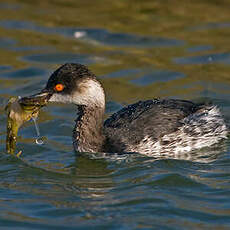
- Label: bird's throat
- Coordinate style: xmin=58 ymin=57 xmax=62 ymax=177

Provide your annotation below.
xmin=73 ymin=105 xmax=105 ymax=153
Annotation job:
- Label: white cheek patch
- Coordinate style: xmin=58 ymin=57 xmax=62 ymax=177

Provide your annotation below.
xmin=49 ymin=93 xmax=73 ymax=104
xmin=49 ymin=91 xmax=92 ymax=106
xmin=72 ymin=80 xmax=105 ymax=107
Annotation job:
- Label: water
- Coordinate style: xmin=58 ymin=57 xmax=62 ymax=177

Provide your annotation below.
xmin=0 ymin=0 xmax=230 ymax=229
xmin=32 ymin=117 xmax=44 ymax=145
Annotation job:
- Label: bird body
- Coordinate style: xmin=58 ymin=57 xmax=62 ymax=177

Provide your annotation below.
xmin=19 ymin=63 xmax=228 ymax=157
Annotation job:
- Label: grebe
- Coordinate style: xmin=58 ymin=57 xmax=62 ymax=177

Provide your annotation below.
xmin=19 ymin=63 xmax=228 ymax=156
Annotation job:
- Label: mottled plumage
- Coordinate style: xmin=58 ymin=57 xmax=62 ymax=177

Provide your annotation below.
xmin=103 ymin=100 xmax=227 ymax=156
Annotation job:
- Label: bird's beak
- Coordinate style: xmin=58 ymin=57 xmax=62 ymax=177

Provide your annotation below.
xmin=18 ymin=89 xmax=52 ymax=107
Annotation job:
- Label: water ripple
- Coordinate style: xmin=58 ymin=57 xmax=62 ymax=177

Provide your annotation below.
xmin=173 ymin=53 xmax=230 ymax=65
xmin=2 ymin=67 xmax=47 ymax=79
xmin=130 ymin=70 xmax=185 ymax=86
xmin=22 ymin=53 xmax=96 ymax=64
xmin=0 ymin=20 xmax=185 ymax=48
xmin=187 ymin=45 xmax=213 ymax=53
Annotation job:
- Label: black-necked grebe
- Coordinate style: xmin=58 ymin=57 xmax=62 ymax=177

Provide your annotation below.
xmin=19 ymin=63 xmax=228 ymax=157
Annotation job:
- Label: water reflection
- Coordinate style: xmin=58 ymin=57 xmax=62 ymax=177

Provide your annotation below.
xmin=173 ymin=53 xmax=230 ymax=65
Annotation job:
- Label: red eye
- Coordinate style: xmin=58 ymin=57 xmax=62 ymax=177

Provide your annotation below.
xmin=54 ymin=84 xmax=64 ymax=92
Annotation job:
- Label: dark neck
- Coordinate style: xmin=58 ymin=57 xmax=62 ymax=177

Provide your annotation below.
xmin=73 ymin=105 xmax=105 ymax=153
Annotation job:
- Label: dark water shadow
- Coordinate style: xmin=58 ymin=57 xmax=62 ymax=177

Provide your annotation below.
xmin=103 ymin=68 xmax=142 ymax=79
xmin=0 ymin=20 xmax=185 ymax=48
xmin=11 ymin=45 xmax=55 ymax=52
xmin=103 ymin=68 xmax=185 ymax=86
xmin=189 ymin=22 xmax=230 ymax=31
xmin=73 ymin=29 xmax=185 ymax=48
xmin=22 ymin=53 xmax=96 ymax=64
xmin=0 ymin=65 xmax=11 ymax=72
xmin=130 ymin=70 xmax=185 ymax=86
xmin=173 ymin=53 xmax=230 ymax=65
xmin=0 ymin=2 xmax=20 ymax=10
xmin=2 ymin=67 xmax=48 ymax=79
xmin=187 ymin=45 xmax=213 ymax=53
xmin=0 ymin=37 xmax=16 ymax=48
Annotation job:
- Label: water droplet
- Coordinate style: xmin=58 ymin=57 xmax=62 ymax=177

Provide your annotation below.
xmin=36 ymin=137 xmax=44 ymax=145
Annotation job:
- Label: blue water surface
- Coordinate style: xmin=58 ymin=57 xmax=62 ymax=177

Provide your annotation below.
xmin=0 ymin=1 xmax=230 ymax=230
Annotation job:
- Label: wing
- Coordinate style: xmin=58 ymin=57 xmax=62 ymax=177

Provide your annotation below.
xmin=103 ymin=99 xmax=203 ymax=152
